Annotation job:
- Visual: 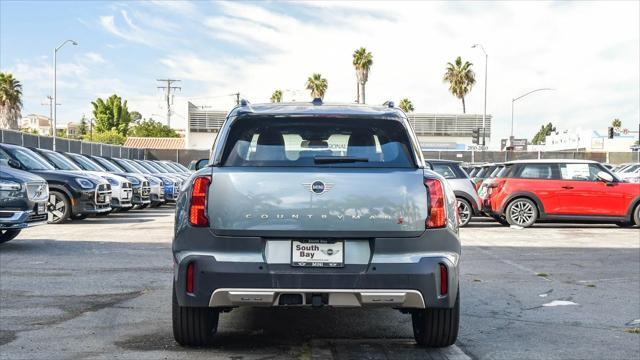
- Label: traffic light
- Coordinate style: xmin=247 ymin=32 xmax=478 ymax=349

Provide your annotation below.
xmin=472 ymin=128 xmax=480 ymax=144
xmin=608 ymin=127 xmax=614 ymax=139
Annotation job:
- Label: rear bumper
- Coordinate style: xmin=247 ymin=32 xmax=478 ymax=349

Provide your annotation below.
xmin=173 ymin=255 xmax=459 ymax=310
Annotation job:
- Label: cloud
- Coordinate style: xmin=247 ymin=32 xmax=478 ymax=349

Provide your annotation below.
xmin=83 ymin=52 xmax=106 ymax=64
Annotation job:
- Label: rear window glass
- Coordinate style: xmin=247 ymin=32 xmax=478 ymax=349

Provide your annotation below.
xmin=431 ymin=163 xmax=459 ymax=179
xmin=516 ymin=164 xmax=558 ymax=179
xmin=221 ymin=117 xmax=415 ymax=168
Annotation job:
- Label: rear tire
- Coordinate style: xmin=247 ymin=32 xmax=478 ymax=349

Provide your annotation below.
xmin=505 ymin=198 xmax=538 ymax=228
xmin=412 ymin=288 xmax=459 ymax=347
xmin=172 ymin=286 xmax=219 ymax=346
xmin=47 ymin=191 xmax=71 ymax=224
xmin=0 ymin=229 xmax=21 ymax=244
xmin=456 ymin=198 xmax=472 ymax=227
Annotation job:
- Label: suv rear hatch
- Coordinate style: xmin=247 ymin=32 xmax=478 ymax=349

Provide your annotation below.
xmin=207 ymin=116 xmax=428 ymax=236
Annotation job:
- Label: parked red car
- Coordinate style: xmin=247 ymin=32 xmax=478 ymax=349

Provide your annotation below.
xmin=481 ymin=160 xmax=640 ymax=227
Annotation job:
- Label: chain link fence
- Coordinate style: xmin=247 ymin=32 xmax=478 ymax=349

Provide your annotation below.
xmin=0 ymin=129 xmax=145 ymax=159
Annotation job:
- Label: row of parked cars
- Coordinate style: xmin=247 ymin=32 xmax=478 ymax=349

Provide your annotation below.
xmin=427 ymin=159 xmax=640 ymax=228
xmin=0 ymin=142 xmax=193 ymax=243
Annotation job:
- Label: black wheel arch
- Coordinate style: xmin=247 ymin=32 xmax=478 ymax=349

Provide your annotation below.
xmin=453 ymin=191 xmax=478 ymax=214
xmin=626 ymin=195 xmax=640 ymax=222
xmin=499 ymin=191 xmax=545 ymax=217
xmin=48 ymin=184 xmax=74 ymax=204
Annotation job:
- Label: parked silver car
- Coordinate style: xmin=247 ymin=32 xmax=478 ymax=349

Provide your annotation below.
xmin=425 ymin=159 xmax=482 ymax=227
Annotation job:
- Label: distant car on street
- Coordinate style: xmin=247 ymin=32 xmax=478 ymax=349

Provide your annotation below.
xmin=481 ymin=159 xmax=640 ymax=228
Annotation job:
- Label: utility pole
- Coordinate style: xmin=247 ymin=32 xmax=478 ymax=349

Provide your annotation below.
xmin=233 ymin=92 xmax=240 ymax=106
xmin=157 ymin=79 xmax=181 ymax=128
xmin=41 ymin=96 xmax=61 ymax=136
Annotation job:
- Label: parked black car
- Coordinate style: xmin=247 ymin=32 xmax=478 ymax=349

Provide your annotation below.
xmin=0 ymin=144 xmax=112 ymax=223
xmin=0 ymin=162 xmax=49 ymax=243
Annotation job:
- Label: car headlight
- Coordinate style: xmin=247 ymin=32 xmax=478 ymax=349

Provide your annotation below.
xmin=105 ymin=176 xmax=121 ymax=187
xmin=0 ymin=180 xmax=22 ymax=191
xmin=126 ymin=176 xmax=141 ymax=186
xmin=75 ymin=178 xmax=95 ymax=189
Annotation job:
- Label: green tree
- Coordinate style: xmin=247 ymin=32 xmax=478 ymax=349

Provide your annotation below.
xmin=130 ymin=111 xmax=142 ymax=123
xmin=78 ymin=115 xmax=88 ymax=136
xmin=531 ymin=122 xmax=556 ymax=145
xmin=611 ymin=118 xmax=622 ymax=130
xmin=443 ymin=56 xmax=476 ymax=113
xmin=399 ymin=98 xmax=414 ymax=113
xmin=91 ymin=94 xmax=133 ymax=136
xmin=129 ymin=118 xmax=179 ymax=138
xmin=0 ymin=72 xmax=23 ymax=130
xmin=306 ymin=73 xmax=328 ymax=100
xmin=270 ymin=89 xmax=283 ymax=103
xmin=352 ymin=47 xmax=373 ymax=104
xmin=84 ymin=128 xmax=126 ymax=145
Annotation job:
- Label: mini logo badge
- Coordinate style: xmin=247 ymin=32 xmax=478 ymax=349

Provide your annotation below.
xmin=302 ymin=180 xmax=333 ymax=195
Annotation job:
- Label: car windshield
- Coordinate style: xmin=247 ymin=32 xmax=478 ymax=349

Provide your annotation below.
xmin=127 ymin=161 xmax=151 ymax=174
xmin=94 ymin=157 xmax=125 ymax=172
xmin=68 ymin=154 xmax=106 ymax=171
xmin=162 ymin=162 xmax=182 ymax=172
xmin=221 ymin=117 xmax=415 ymax=168
xmin=113 ymin=159 xmax=142 ymax=174
xmin=41 ymin=151 xmax=82 ymax=171
xmin=6 ymin=147 xmax=55 ymax=171
xmin=154 ymin=161 xmax=176 ymax=172
xmin=622 ymin=164 xmax=640 ymax=173
xmin=135 ymin=161 xmax=159 ymax=173
xmin=170 ymin=161 xmax=190 ymax=172
xmin=145 ymin=161 xmax=169 ymax=173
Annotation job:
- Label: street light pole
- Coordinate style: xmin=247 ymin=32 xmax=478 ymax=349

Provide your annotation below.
xmin=510 ymin=88 xmax=554 ymax=139
xmin=472 ymin=44 xmax=488 ymax=147
xmin=53 ymin=39 xmax=78 ymax=151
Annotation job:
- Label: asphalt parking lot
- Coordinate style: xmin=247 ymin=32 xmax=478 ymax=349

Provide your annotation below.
xmin=1 ymin=208 xmax=638 ymax=360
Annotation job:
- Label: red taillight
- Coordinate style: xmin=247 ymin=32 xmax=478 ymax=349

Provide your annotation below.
xmin=425 ymin=178 xmax=446 ymax=228
xmin=189 ymin=176 xmax=211 ymax=227
xmin=439 ymin=263 xmax=448 ymax=295
xmin=186 ymin=262 xmax=195 ymax=294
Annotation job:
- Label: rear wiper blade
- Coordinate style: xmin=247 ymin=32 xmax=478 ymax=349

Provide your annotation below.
xmin=313 ymin=156 xmax=369 ymax=164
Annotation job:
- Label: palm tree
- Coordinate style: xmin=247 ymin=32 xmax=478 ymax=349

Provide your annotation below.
xmin=270 ymin=89 xmax=283 ymax=103
xmin=305 ymin=73 xmax=328 ymax=100
xmin=0 ymin=72 xmax=23 ymax=130
xmin=443 ymin=56 xmax=476 ymax=113
xmin=399 ymin=98 xmax=414 ymax=113
xmin=352 ymin=47 xmax=373 ymax=104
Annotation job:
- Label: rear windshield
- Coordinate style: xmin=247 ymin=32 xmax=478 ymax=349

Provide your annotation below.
xmin=221 ymin=117 xmax=415 ymax=168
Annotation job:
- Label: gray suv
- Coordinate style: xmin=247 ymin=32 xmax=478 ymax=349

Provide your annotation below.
xmin=172 ymin=101 xmax=461 ymax=347
xmin=425 ymin=160 xmax=482 ymax=227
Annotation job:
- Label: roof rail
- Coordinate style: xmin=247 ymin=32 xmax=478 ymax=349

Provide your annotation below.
xmin=239 ymin=99 xmax=250 ymax=106
xmin=383 ymin=100 xmax=394 ymax=108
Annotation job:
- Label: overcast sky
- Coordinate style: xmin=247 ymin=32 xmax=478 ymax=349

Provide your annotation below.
xmin=1 ymin=1 xmax=638 ymax=146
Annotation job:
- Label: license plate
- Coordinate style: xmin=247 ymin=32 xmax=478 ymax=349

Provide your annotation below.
xmin=291 ymin=240 xmax=344 ymax=267
xmin=123 ymin=191 xmax=129 ymax=199
xmin=36 ymin=203 xmax=46 ymax=214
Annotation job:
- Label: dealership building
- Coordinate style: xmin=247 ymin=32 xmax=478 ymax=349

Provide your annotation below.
xmin=182 ymin=101 xmax=492 ymax=151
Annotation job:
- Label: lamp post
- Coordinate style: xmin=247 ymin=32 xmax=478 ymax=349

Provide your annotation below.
xmin=53 ymin=39 xmax=78 ymax=150
xmin=511 ymin=88 xmax=554 ymax=139
xmin=471 ymin=44 xmax=488 ymax=147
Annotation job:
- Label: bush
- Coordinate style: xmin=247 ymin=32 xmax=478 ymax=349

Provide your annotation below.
xmin=84 ymin=129 xmax=126 ymax=145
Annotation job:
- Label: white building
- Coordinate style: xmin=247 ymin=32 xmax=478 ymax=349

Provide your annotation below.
xmin=20 ymin=114 xmax=51 ymax=136
xmin=180 ymin=101 xmax=492 ymax=151
xmin=541 ymin=128 xmax=637 ymax=152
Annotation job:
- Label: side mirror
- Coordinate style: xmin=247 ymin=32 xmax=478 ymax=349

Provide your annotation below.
xmin=596 ymin=171 xmax=614 ymax=183
xmin=8 ymin=159 xmax=22 ymax=169
xmin=194 ymin=159 xmax=209 ymax=171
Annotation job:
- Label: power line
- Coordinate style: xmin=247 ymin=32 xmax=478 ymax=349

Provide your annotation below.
xmin=157 ymin=79 xmax=181 ymax=128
